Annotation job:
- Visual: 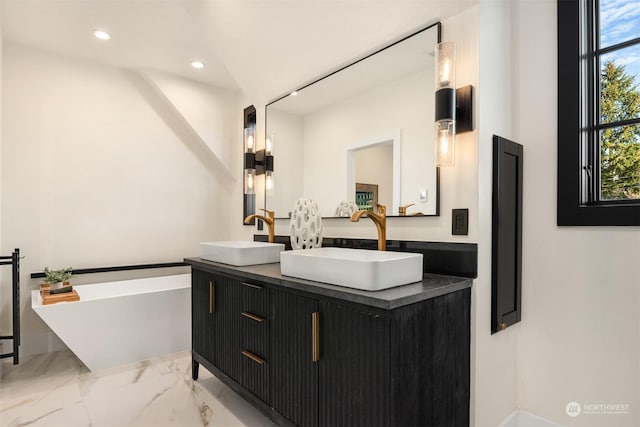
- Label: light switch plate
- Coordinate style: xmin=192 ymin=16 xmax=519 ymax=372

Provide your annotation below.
xmin=452 ymin=209 xmax=469 ymax=235
xmin=418 ymin=189 xmax=428 ymax=202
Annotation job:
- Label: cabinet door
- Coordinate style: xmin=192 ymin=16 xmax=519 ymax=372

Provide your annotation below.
xmin=319 ymin=301 xmax=391 ymax=427
xmin=211 ymin=274 xmax=242 ymax=382
xmin=271 ymin=290 xmax=319 ymax=427
xmin=192 ymin=269 xmax=215 ymax=362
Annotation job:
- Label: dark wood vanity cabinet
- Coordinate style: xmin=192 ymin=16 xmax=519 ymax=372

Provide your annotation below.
xmin=271 ymin=293 xmax=393 ymax=427
xmin=189 ymin=262 xmax=471 ymax=427
xmin=317 ymin=301 xmax=392 ymax=427
xmin=271 ymin=290 xmax=319 ymax=427
xmin=191 ymin=269 xmax=242 ymax=382
xmin=191 ymin=268 xmax=214 ymax=365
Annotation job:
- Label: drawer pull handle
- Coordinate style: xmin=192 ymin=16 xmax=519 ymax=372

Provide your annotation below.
xmin=241 ymin=349 xmax=265 ymax=365
xmin=241 ymin=282 xmax=263 ymax=290
xmin=312 ymin=311 xmax=320 ymax=362
xmin=209 ymin=281 xmax=215 ymax=314
xmin=241 ymin=311 xmax=265 ymax=322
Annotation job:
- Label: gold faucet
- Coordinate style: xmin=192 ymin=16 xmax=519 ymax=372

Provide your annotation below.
xmin=351 ymin=204 xmax=387 ymax=251
xmin=244 ymin=209 xmax=276 ymax=243
xmin=398 ymin=203 xmax=415 ymax=216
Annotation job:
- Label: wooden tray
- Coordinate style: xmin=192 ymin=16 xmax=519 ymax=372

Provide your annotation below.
xmin=39 ymin=284 xmax=79 ymax=305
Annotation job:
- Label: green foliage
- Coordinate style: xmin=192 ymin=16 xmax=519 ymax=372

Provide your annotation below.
xmin=600 ymin=60 xmax=640 ymax=199
xmin=43 ymin=267 xmax=73 ymax=284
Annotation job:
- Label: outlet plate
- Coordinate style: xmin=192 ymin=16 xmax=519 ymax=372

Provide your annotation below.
xmin=452 ymin=209 xmax=469 ymax=235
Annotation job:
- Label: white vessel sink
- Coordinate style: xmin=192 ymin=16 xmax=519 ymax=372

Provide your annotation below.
xmin=201 ymin=241 xmax=285 ymax=266
xmin=280 ymin=247 xmax=423 ymax=291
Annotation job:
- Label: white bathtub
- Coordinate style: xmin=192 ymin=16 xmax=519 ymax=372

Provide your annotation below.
xmin=31 ymin=274 xmax=191 ymax=371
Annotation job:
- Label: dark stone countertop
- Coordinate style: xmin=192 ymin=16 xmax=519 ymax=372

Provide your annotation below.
xmin=184 ymin=257 xmax=473 ymax=311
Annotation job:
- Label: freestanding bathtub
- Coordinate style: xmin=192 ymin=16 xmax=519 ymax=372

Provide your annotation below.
xmin=31 ymin=274 xmax=191 ymax=371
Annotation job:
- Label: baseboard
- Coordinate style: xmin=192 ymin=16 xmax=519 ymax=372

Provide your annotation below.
xmin=499 ymin=410 xmax=566 ymax=427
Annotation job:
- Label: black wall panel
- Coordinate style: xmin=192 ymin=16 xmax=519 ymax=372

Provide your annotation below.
xmin=492 ymin=135 xmax=524 ymax=333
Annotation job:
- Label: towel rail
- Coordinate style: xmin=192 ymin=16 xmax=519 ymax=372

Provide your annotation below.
xmin=0 ymin=248 xmax=21 ymax=365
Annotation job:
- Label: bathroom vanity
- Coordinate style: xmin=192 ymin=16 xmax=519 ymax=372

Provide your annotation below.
xmin=185 ymin=257 xmax=471 ymax=427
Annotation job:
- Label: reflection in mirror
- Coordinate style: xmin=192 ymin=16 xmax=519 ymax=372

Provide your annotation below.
xmin=266 ymin=23 xmax=440 ymax=218
xmin=346 ymin=131 xmax=400 ymax=214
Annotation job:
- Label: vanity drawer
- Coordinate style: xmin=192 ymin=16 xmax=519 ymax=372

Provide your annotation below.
xmin=241 ymin=348 xmax=269 ymax=403
xmin=241 ymin=311 xmax=269 ymax=358
xmin=241 ymin=281 xmax=270 ymax=318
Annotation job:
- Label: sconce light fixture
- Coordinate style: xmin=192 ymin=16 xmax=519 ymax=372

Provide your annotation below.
xmin=265 ymin=134 xmax=275 ymax=196
xmin=243 ymin=106 xmax=257 ymax=225
xmin=434 ymin=41 xmax=474 ymax=167
xmin=244 ymin=125 xmax=256 ymax=195
xmin=244 ymin=130 xmax=275 ymax=195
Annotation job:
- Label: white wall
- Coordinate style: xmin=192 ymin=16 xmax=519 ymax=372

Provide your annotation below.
xmin=141 ymin=70 xmax=237 ymax=178
xmin=264 ymin=108 xmax=304 ymax=216
xmin=1 ymin=43 xmax=240 ymax=355
xmin=511 ymin=1 xmax=639 ymax=426
xmin=0 ymin=4 xmax=4 ymax=353
xmin=476 ymin=1 xmax=518 ymax=426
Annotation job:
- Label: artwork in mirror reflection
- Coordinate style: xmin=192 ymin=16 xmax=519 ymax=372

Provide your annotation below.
xmin=265 ymin=25 xmax=439 ymax=218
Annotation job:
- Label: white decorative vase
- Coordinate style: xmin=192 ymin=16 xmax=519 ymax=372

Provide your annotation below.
xmin=334 ymin=200 xmax=358 ymax=217
xmin=290 ymin=198 xmax=323 ymax=249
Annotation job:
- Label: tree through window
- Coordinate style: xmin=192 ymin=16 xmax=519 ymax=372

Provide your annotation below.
xmin=596 ymin=0 xmax=640 ymax=201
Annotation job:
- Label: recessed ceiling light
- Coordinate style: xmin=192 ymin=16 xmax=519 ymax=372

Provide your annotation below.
xmin=290 ymin=91 xmax=298 ymax=96
xmin=93 ymin=30 xmax=111 ymax=41
xmin=191 ymin=61 xmax=205 ymax=69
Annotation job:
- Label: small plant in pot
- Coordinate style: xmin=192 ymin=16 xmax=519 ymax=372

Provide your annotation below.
xmin=43 ymin=267 xmax=73 ymax=290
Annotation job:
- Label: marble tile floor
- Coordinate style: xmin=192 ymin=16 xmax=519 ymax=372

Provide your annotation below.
xmin=0 ymin=350 xmax=276 ymax=427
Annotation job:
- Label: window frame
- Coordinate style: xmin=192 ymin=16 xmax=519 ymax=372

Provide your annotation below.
xmin=557 ymin=0 xmax=640 ymax=226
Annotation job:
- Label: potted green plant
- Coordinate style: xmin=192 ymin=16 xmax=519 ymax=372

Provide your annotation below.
xmin=43 ymin=267 xmax=73 ymax=290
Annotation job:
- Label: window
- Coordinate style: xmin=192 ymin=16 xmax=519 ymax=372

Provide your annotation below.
xmin=558 ymin=0 xmax=640 ymax=225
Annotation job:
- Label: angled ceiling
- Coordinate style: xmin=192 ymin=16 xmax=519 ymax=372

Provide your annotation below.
xmin=0 ymin=0 xmax=239 ymax=89
xmin=1 ymin=0 xmax=477 ymax=103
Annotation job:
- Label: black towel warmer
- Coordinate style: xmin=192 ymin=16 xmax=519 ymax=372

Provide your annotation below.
xmin=0 ymin=248 xmax=21 ymax=364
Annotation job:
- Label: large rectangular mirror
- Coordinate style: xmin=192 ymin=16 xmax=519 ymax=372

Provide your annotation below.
xmin=266 ymin=23 xmax=440 ymax=218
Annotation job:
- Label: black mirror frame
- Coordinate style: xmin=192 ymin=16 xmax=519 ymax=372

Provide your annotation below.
xmin=263 ymin=22 xmax=443 ymax=219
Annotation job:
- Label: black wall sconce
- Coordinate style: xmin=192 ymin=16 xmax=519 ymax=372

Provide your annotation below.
xmin=244 ymin=137 xmax=274 ymax=194
xmin=243 ymin=105 xmax=275 ymax=226
xmin=243 ymin=105 xmax=257 ymax=225
xmin=434 ymin=41 xmax=474 ymax=166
